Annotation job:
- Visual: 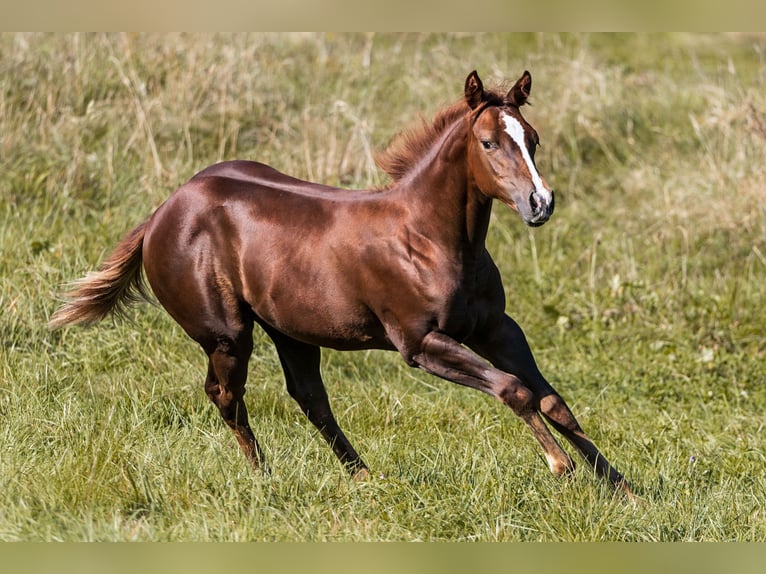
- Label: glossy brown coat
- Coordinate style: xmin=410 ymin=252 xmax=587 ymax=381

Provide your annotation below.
xmin=50 ymin=71 xmax=633 ymax=497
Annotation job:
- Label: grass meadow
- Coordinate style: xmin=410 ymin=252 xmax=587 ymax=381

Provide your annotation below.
xmin=1 ymin=32 xmax=766 ymax=541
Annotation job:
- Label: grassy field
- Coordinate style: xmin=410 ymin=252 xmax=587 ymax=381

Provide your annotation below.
xmin=1 ymin=32 xmax=765 ymax=541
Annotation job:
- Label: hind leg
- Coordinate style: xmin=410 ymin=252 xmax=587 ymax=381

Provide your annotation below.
xmin=141 ymin=227 xmax=265 ymax=472
xmin=204 ymin=331 xmax=266 ymax=472
xmin=265 ymin=328 xmax=368 ymax=478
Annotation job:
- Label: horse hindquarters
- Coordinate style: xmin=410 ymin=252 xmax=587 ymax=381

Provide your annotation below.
xmin=141 ymin=190 xmax=269 ymax=471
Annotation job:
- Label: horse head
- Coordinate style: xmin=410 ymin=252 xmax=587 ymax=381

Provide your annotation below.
xmin=465 ymin=70 xmax=555 ymax=227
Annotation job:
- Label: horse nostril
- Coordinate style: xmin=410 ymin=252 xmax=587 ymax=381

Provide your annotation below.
xmin=529 ymin=192 xmax=540 ymax=213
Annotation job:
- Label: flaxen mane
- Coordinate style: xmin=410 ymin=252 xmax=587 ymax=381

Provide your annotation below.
xmin=375 ymin=89 xmax=506 ymax=182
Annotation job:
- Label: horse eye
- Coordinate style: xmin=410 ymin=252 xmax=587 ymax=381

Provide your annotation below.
xmin=481 ymin=140 xmax=496 ymax=150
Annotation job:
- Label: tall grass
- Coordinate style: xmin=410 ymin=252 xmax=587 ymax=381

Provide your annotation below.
xmin=1 ymin=33 xmax=765 ymax=541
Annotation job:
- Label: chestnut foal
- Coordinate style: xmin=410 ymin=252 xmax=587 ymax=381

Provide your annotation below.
xmin=51 ymin=71 xmax=633 ymax=497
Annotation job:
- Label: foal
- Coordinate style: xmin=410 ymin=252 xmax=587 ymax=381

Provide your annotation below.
xmin=51 ymin=70 xmax=633 ymax=497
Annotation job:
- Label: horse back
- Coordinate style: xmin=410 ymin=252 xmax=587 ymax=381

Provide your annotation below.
xmin=191 ymin=160 xmax=346 ymax=197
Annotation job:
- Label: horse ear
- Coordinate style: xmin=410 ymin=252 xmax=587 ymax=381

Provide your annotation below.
xmin=506 ymin=70 xmax=532 ymax=107
xmin=464 ymin=70 xmax=484 ymax=109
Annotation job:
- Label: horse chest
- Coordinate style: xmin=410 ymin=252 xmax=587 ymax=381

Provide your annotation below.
xmin=386 ymin=260 xmax=483 ymax=341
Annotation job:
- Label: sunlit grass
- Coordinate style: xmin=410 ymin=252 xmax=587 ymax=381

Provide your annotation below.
xmin=1 ymin=32 xmax=765 ymax=540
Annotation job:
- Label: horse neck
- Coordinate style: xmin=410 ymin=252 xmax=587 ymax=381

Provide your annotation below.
xmin=392 ymin=117 xmax=493 ymax=261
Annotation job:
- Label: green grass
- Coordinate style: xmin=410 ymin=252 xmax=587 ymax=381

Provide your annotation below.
xmin=2 ymin=32 xmax=766 ymax=541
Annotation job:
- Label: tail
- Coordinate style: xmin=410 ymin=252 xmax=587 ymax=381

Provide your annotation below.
xmin=49 ymin=221 xmax=152 ymax=329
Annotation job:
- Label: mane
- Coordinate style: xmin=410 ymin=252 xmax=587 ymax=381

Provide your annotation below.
xmin=375 ymin=89 xmax=506 ymax=182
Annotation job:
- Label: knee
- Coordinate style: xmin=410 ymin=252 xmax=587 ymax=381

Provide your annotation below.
xmin=497 ymin=376 xmax=535 ymax=413
xmin=539 ymin=392 xmax=582 ymax=430
xmin=539 ymin=392 xmax=563 ymax=413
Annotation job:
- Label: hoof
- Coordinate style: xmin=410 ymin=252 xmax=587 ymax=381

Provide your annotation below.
xmin=616 ymin=479 xmax=641 ymax=504
xmin=352 ymin=467 xmax=371 ymax=481
xmin=547 ymin=453 xmax=576 ymax=477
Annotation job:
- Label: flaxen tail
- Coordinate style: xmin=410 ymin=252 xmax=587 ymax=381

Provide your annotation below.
xmin=49 ymin=221 xmax=152 ymax=329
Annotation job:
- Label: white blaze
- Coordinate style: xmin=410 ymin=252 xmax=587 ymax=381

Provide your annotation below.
xmin=501 ymin=112 xmax=552 ymax=203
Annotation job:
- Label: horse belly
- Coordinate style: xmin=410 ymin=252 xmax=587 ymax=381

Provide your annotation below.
xmin=241 ymin=247 xmax=392 ymax=351
xmin=253 ymin=291 xmax=392 ymax=351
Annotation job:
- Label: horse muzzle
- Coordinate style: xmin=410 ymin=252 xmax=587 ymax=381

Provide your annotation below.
xmin=524 ymin=190 xmax=554 ymax=227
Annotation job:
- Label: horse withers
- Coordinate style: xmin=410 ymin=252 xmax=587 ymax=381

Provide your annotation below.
xmin=50 ymin=70 xmax=633 ymax=498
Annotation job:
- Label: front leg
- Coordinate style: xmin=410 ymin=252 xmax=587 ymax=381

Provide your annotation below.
xmin=467 ymin=314 xmax=635 ymax=498
xmin=411 ymin=331 xmax=575 ymax=477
